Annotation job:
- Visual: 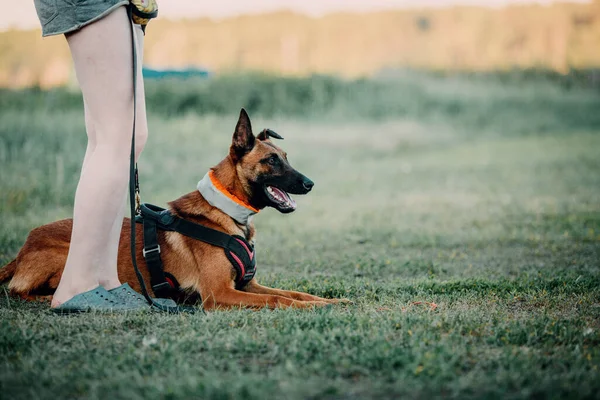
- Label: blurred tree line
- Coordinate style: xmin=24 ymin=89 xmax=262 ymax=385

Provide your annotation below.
xmin=1 ymin=1 xmax=600 ymax=88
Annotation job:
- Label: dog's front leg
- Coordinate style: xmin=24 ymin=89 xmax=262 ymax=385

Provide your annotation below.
xmin=202 ymin=286 xmax=329 ymax=310
xmin=243 ymin=280 xmax=350 ymax=304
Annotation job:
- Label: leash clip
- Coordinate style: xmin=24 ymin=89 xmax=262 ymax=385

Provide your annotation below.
xmin=143 ymin=245 xmax=161 ymax=258
xmin=135 ymin=191 xmax=141 ymax=216
xmin=134 ymin=165 xmax=142 ymax=215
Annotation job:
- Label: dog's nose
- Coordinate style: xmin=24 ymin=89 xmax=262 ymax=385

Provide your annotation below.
xmin=302 ymin=178 xmax=314 ymax=191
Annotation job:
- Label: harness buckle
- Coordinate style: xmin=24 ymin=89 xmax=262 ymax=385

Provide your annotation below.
xmin=143 ymin=245 xmax=161 ymax=258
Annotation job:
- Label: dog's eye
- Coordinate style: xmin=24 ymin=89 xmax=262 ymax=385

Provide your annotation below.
xmin=268 ymin=155 xmax=278 ymax=165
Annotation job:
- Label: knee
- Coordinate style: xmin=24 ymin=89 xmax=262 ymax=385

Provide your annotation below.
xmin=134 ymin=122 xmax=148 ymax=162
xmin=92 ymin=119 xmax=147 ymax=163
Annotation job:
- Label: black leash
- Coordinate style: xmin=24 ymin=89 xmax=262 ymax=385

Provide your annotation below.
xmin=127 ymin=6 xmax=194 ymax=314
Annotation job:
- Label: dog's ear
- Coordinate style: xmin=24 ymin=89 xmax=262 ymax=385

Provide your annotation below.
xmin=257 ymin=129 xmax=284 ymax=141
xmin=230 ymin=108 xmax=255 ymax=161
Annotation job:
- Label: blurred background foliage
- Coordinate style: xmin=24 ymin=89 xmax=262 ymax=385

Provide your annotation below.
xmin=1 ymin=1 xmax=600 ymax=88
xmin=1 ymin=69 xmax=599 ymax=130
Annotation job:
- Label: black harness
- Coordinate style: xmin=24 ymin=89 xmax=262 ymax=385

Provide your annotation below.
xmin=135 ymin=203 xmax=257 ymax=301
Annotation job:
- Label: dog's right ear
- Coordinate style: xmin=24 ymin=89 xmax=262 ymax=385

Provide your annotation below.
xmin=230 ymin=108 xmax=255 ymax=161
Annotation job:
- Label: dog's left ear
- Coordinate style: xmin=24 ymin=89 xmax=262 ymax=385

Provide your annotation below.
xmin=257 ymin=129 xmax=284 ymax=141
xmin=230 ymin=108 xmax=255 ymax=161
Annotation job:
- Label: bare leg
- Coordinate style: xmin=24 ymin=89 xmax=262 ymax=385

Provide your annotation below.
xmin=95 ymin=25 xmax=148 ymax=290
xmin=51 ymin=7 xmax=148 ymax=307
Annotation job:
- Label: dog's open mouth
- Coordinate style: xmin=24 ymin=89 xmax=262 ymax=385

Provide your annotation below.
xmin=265 ymin=186 xmax=297 ymax=212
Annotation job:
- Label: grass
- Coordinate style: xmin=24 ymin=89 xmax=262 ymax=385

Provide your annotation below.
xmin=0 ymin=72 xmax=599 ymax=399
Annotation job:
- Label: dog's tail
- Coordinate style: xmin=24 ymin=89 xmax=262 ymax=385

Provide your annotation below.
xmin=0 ymin=259 xmax=17 ymax=284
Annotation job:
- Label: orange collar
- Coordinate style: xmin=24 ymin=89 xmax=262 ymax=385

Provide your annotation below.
xmin=197 ymin=171 xmax=259 ymax=225
xmin=207 ymin=171 xmax=259 ymax=213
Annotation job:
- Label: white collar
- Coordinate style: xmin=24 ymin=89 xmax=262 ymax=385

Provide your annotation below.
xmin=197 ymin=171 xmax=258 ymax=225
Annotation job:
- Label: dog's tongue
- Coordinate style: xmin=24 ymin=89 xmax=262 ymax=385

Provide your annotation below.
xmin=268 ymin=186 xmax=297 ymax=209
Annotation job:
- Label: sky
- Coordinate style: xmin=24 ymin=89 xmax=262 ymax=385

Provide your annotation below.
xmin=0 ymin=0 xmax=590 ymax=31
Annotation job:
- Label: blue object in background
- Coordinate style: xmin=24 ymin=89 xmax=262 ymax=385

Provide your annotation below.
xmin=142 ymin=66 xmax=211 ymax=80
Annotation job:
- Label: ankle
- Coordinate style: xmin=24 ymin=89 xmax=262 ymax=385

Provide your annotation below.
xmin=99 ymin=278 xmax=122 ymax=291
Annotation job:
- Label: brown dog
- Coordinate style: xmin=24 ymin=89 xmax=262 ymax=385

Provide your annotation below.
xmin=0 ymin=109 xmax=346 ymax=310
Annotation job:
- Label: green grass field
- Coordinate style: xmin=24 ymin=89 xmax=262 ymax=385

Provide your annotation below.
xmin=1 ymin=73 xmax=599 ymax=399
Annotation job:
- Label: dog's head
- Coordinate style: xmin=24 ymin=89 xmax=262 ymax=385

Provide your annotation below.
xmin=228 ymin=108 xmax=314 ymax=213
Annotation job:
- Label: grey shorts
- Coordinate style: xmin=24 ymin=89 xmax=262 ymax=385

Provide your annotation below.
xmin=33 ymin=0 xmax=129 ymax=37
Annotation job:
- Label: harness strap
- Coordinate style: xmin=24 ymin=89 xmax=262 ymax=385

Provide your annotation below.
xmin=139 ymin=203 xmax=257 ymax=290
xmin=142 ymin=217 xmax=173 ymax=299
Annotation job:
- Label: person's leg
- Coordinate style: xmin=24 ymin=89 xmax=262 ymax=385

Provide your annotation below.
xmin=94 ymin=24 xmax=148 ymax=290
xmin=51 ymin=7 xmax=148 ymax=307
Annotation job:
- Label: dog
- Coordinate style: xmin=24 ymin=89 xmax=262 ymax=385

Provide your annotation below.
xmin=0 ymin=109 xmax=347 ymax=310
